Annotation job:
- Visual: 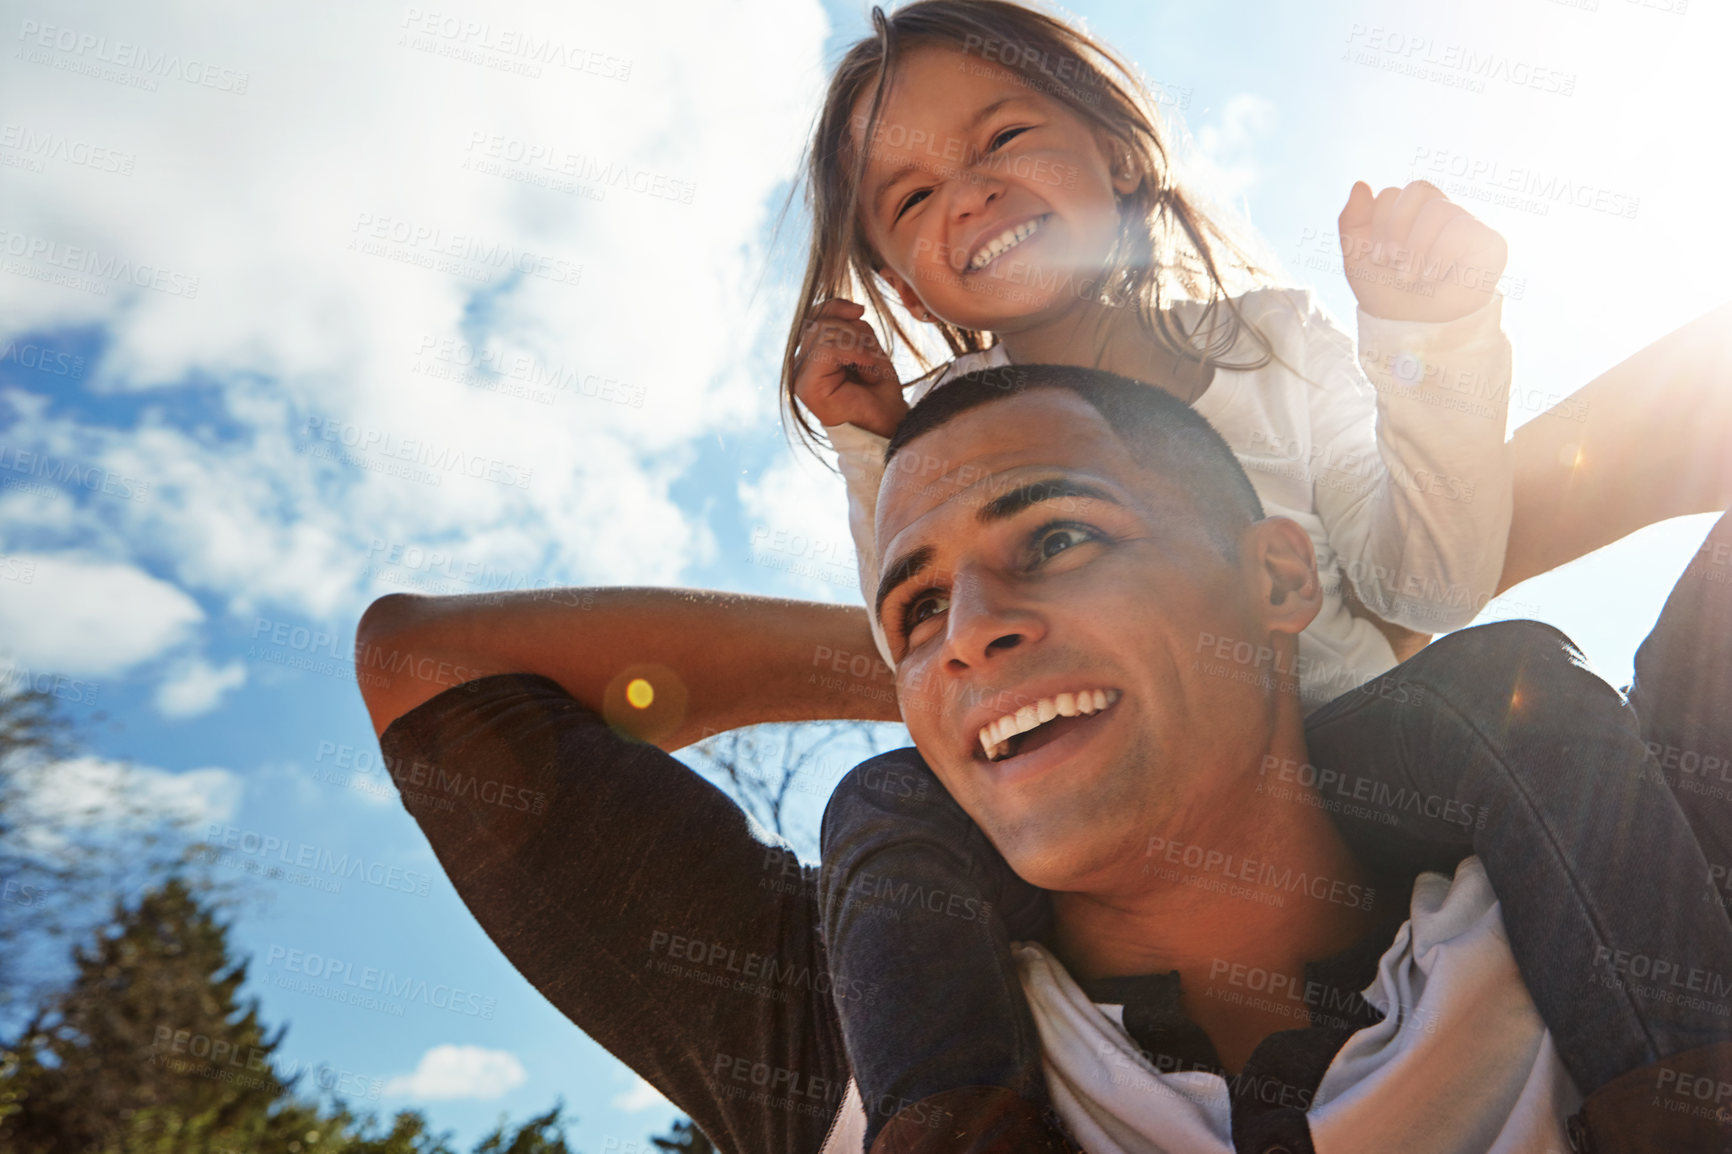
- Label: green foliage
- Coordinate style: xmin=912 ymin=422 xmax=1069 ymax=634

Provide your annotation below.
xmin=471 ymin=1101 xmax=576 ymax=1154
xmin=0 ymin=683 xmax=229 ymax=1027
xmin=0 ymin=675 xmax=624 ymax=1154
xmin=649 ymin=1117 xmax=715 ymax=1154
xmin=0 ymin=868 xmax=579 ymax=1152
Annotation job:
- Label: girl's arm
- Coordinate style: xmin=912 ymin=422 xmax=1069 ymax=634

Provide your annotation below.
xmin=1303 ymin=290 xmax=1515 ymax=635
xmin=829 ymin=421 xmax=899 ymax=669
xmin=1306 ymin=182 xmax=1516 ymax=635
xmin=1499 ymin=301 xmax=1732 ymax=593
xmin=354 ymin=588 xmax=900 ymax=746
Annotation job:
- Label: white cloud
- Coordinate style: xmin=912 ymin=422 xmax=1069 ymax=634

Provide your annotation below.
xmin=736 ymin=451 xmax=858 ymax=603
xmin=154 ymin=656 xmax=247 ymax=718
xmin=7 ymin=754 xmax=243 ymax=858
xmin=0 ymin=553 xmax=202 ymax=675
xmin=1187 ymin=93 xmax=1276 ymax=207
xmin=0 ymin=0 xmax=831 ymax=633
xmin=383 ymin=1044 xmax=527 ymax=1101
xmin=613 ymin=1073 xmax=671 ymax=1113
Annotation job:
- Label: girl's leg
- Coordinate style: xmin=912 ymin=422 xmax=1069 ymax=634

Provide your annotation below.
xmin=1564 ymin=510 xmax=1732 ymax=1152
xmin=1302 ymin=619 xmax=1732 ymax=1095
xmin=1627 ymin=510 xmax=1732 ymax=889
xmin=819 ymin=748 xmax=1061 ymax=1150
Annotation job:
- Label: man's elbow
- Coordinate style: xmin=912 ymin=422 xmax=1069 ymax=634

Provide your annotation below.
xmin=358 ymin=591 xmax=424 ymax=646
xmin=355 ymin=592 xmax=436 ymax=736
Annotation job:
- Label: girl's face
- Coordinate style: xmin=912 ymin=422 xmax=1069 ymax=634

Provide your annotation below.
xmin=851 ymin=45 xmax=1140 ymax=336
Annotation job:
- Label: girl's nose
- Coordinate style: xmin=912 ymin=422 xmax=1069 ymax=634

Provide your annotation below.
xmin=948 ymin=171 xmax=1007 ymax=223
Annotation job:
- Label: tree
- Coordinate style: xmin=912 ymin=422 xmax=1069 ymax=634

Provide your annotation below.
xmin=0 ymin=685 xmax=75 ymax=1020
xmin=0 ymin=876 xmax=578 ymax=1154
xmin=649 ymin=1117 xmax=714 ymax=1153
xmin=0 ymin=682 xmax=226 ymax=1031
xmin=0 ymin=876 xmax=310 ymax=1153
xmin=470 ymin=1101 xmax=575 ymax=1154
xmin=686 ymin=721 xmax=904 ymax=858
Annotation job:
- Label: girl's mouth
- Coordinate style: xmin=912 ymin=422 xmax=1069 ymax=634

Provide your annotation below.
xmin=967 ymin=215 xmax=1047 ymax=272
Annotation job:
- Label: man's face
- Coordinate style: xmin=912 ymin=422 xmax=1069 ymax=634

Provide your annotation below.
xmin=876 ymin=391 xmax=1286 ymax=894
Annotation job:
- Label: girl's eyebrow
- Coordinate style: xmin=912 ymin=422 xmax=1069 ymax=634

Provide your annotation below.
xmin=869 ymin=96 xmax=1022 ymax=216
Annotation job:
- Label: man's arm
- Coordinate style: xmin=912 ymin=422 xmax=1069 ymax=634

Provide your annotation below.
xmin=1500 ymin=301 xmax=1732 ymax=593
xmin=355 ymin=588 xmax=901 ymax=746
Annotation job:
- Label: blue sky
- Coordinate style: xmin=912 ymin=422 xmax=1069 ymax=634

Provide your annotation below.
xmin=1 ymin=0 xmax=1726 ymax=1147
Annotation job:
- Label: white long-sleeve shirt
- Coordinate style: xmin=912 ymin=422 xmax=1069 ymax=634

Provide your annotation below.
xmin=829 ymin=288 xmax=1514 ymax=708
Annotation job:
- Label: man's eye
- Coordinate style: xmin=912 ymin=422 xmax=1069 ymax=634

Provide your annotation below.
xmin=1035 ymin=525 xmax=1094 ymax=561
xmin=988 ymin=126 xmax=1030 ymax=152
xmin=894 ymin=188 xmax=931 ymax=222
xmin=903 ymin=590 xmax=949 ymax=635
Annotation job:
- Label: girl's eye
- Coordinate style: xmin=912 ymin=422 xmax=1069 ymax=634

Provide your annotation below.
xmin=902 ymin=590 xmax=949 ymax=637
xmin=893 ymin=188 xmax=931 ymax=222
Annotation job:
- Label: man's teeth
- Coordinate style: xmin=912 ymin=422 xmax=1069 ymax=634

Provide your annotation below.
xmin=968 ymin=217 xmax=1043 ymax=271
xmin=978 ymin=688 xmax=1121 ymax=761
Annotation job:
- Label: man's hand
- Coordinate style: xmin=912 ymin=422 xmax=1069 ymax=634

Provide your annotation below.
xmin=1338 ymin=180 xmax=1508 ymax=324
xmin=794 ymin=299 xmax=908 ymax=438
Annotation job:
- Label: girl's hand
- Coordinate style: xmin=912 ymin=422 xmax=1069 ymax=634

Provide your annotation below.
xmin=1338 ymin=181 xmax=1509 ymax=323
xmin=794 ymin=300 xmax=908 ymax=439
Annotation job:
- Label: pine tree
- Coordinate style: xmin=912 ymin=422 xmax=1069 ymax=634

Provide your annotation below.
xmin=471 ymin=1101 xmax=576 ymax=1153
xmin=0 ymin=681 xmax=225 ymax=1030
xmin=0 ymin=873 xmax=584 ymax=1153
xmin=0 ymin=876 xmax=305 ymax=1152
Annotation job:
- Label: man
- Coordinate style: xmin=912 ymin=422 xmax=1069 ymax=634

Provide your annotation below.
xmin=356 ymin=366 xmax=1730 ymax=1154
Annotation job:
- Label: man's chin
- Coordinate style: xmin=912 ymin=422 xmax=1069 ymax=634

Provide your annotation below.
xmin=984 ymin=815 xmax=1101 ymax=894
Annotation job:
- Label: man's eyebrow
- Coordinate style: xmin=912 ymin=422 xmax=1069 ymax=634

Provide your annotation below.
xmin=977 ymin=478 xmax=1121 ymax=524
xmin=869 ymin=97 xmax=1019 ymax=216
xmin=874 ymin=544 xmax=935 ymax=630
xmin=872 ymin=478 xmax=1118 ymax=628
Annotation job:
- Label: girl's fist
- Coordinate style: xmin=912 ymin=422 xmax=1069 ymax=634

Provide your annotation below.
xmin=1338 ymin=180 xmax=1509 ymax=323
xmin=793 ymin=300 xmax=908 ymax=439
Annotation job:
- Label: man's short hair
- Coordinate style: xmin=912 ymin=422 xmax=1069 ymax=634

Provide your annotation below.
xmin=884 ymin=364 xmax=1265 ymax=554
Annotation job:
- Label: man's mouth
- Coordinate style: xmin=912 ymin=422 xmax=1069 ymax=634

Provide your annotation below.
xmin=967 ymin=215 xmax=1047 ymax=272
xmin=977 ymin=688 xmax=1121 ymax=762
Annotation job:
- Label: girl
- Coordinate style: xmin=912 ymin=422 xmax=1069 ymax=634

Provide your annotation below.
xmin=778 ymin=1 xmax=1732 ymax=1149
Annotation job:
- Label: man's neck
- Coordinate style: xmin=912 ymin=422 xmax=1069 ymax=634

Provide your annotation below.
xmin=1048 ymin=731 xmax=1383 ymax=1071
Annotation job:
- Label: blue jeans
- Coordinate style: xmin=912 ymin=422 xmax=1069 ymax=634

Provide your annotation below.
xmin=819 ymin=513 xmax=1732 ymax=1143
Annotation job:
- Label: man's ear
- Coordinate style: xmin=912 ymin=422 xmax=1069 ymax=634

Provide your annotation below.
xmin=1241 ymin=517 xmax=1322 ymax=638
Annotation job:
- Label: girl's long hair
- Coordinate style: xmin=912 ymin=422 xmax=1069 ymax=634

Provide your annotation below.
xmin=780 ymin=0 xmax=1281 ymax=452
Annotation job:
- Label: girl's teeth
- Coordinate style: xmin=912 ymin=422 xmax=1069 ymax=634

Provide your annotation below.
xmin=1055 ymin=692 xmax=1077 ymax=716
xmin=969 ymin=218 xmax=1042 ymax=270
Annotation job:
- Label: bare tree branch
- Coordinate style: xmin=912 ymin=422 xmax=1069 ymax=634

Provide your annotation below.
xmin=684 ymin=721 xmax=907 ymax=859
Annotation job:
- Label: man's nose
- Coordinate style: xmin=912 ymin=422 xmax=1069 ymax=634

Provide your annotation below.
xmin=942 ymin=569 xmax=1043 ymax=672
